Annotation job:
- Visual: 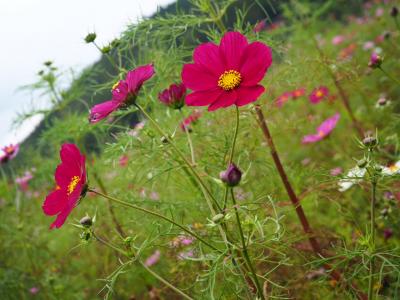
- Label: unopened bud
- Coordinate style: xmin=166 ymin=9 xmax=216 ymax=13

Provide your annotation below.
xmin=390 ymin=6 xmax=398 ymax=17
xmin=84 ymin=32 xmax=97 ymax=43
xmin=368 ymin=52 xmax=383 ymax=68
xmin=362 ymin=136 xmax=377 ymax=148
xmin=219 ymin=163 xmax=242 ymax=187
xmin=101 ymin=45 xmax=111 ymax=54
xmin=357 ymin=158 xmax=368 ymax=168
xmin=44 ymin=60 xmax=53 ymax=67
xmin=79 ymin=216 xmax=92 ymax=227
xmin=212 ymin=213 xmax=225 ymax=223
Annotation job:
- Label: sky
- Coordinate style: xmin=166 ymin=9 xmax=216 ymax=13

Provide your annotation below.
xmin=0 ymin=0 xmax=174 ymax=146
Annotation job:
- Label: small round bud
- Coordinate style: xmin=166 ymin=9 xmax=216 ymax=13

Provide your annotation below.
xmin=84 ymin=32 xmax=97 ymax=43
xmin=44 ymin=60 xmax=53 ymax=67
xmin=362 ymin=136 xmax=377 ymax=148
xmin=368 ymin=53 xmax=383 ymax=68
xmin=383 ymin=31 xmax=391 ymax=40
xmin=101 ymin=45 xmax=111 ymax=54
xmin=219 ymin=163 xmax=242 ymax=187
xmin=212 ymin=213 xmax=225 ymax=223
xmin=377 ymin=97 xmax=388 ymax=106
xmin=79 ymin=216 xmax=92 ymax=227
xmin=390 ymin=6 xmax=398 ymax=17
xmin=38 ymin=70 xmax=44 ymax=76
xmin=357 ymin=158 xmax=368 ymax=168
xmin=160 ymin=136 xmax=169 ymax=144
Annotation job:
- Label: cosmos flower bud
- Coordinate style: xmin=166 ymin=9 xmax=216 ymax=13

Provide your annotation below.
xmin=390 ymin=6 xmax=398 ymax=17
xmin=368 ymin=52 xmax=383 ymax=68
xmin=212 ymin=213 xmax=225 ymax=223
xmin=84 ymin=32 xmax=97 ymax=43
xmin=219 ymin=163 xmax=242 ymax=187
xmin=111 ymin=38 xmax=121 ymax=48
xmin=362 ymin=136 xmax=378 ymax=148
xmin=384 ymin=228 xmax=393 ymax=241
xmin=101 ymin=45 xmax=111 ymax=54
xmin=44 ymin=60 xmax=53 ymax=67
xmin=357 ymin=158 xmax=368 ymax=168
xmin=158 ymin=83 xmax=186 ymax=109
xmin=79 ymin=216 xmax=92 ymax=227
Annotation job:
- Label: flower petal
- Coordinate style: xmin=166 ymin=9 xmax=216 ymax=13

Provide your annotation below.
xmin=89 ymin=100 xmax=121 ymax=124
xmin=185 ymin=89 xmax=222 ymax=106
xmin=126 ymin=64 xmax=155 ymax=93
xmin=219 ymin=32 xmax=248 ymax=70
xmin=42 ymin=189 xmax=68 ymax=216
xmin=50 ymin=183 xmax=82 ymax=229
xmin=193 ymin=42 xmax=225 ymax=75
xmin=182 ymin=64 xmax=217 ymax=91
xmin=240 ymin=42 xmax=272 ymax=86
xmin=302 ymin=134 xmax=322 ymax=144
xmin=235 ymin=85 xmax=265 ymax=106
xmin=208 ymin=91 xmax=237 ymax=111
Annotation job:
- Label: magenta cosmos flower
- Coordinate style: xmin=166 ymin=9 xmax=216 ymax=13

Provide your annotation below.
xmin=182 ymin=31 xmax=272 ymax=111
xmin=15 ymin=171 xmax=33 ymax=191
xmin=180 ymin=109 xmax=202 ymax=131
xmin=158 ymin=83 xmax=186 ymax=109
xmin=309 ymin=86 xmax=329 ymax=104
xmin=0 ymin=144 xmax=19 ymax=163
xmin=89 ymin=64 xmax=155 ymax=123
xmin=302 ymin=113 xmax=340 ymax=144
xmin=275 ymin=92 xmax=292 ymax=108
xmin=42 ymin=144 xmax=87 ymax=229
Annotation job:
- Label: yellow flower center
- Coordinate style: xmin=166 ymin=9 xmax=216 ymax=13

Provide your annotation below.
xmin=5 ymin=147 xmax=13 ymax=154
xmin=389 ymin=164 xmax=399 ymax=172
xmin=218 ymin=70 xmax=242 ymax=91
xmin=67 ymin=176 xmax=80 ymax=195
xmin=316 ymin=90 xmax=323 ymax=98
xmin=318 ymin=130 xmax=325 ymax=137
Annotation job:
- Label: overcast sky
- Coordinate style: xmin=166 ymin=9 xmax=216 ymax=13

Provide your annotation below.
xmin=0 ymin=0 xmax=174 ymax=147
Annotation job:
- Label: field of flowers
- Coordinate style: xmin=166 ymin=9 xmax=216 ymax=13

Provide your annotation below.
xmin=1 ymin=0 xmax=400 ymax=299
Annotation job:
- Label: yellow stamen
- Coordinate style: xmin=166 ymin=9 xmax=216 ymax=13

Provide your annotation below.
xmin=316 ymin=90 xmax=323 ymax=98
xmin=218 ymin=70 xmax=242 ymax=91
xmin=112 ymin=81 xmax=119 ymax=91
xmin=389 ymin=164 xmax=399 ymax=172
xmin=67 ymin=176 xmax=80 ymax=195
xmin=318 ymin=130 xmax=325 ymax=137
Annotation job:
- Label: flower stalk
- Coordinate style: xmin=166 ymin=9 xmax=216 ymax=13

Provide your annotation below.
xmin=92 ymin=231 xmax=194 ymax=300
xmin=254 ymin=105 xmax=367 ymax=300
xmin=378 ymin=66 xmax=400 ymax=86
xmin=367 ymin=178 xmax=378 ymax=300
xmin=89 ymin=188 xmax=221 ymax=253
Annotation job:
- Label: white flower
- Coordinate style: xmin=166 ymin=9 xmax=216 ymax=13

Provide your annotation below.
xmin=382 ymin=161 xmax=400 ymax=176
xmin=338 ymin=166 xmax=367 ymax=192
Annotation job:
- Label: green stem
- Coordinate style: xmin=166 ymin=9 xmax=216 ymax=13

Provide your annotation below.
xmin=378 ymin=66 xmax=400 ymax=86
xmin=89 ymin=188 xmax=221 ymax=253
xmin=93 ymin=232 xmax=194 ymax=300
xmin=179 ymin=109 xmax=196 ymax=165
xmin=136 ymin=104 xmax=222 ymax=212
xmin=231 ymin=189 xmax=264 ymax=299
xmin=368 ymin=179 xmax=377 ymax=300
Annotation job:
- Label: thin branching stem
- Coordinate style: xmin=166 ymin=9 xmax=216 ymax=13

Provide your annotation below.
xmin=89 ymin=188 xmax=222 ymax=252
xmin=378 ymin=66 xmax=400 ymax=86
xmin=368 ymin=178 xmax=378 ymax=300
xmin=179 ymin=109 xmax=196 ymax=165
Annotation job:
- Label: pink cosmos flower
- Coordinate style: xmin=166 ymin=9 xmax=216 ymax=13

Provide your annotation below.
xmin=89 ymin=64 xmax=155 ymax=123
xmin=309 ymin=86 xmax=329 ymax=104
xmin=0 ymin=144 xmax=19 ymax=163
xmin=42 ymin=144 xmax=87 ymax=229
xmin=29 ymin=287 xmax=40 ymax=294
xmin=182 ymin=31 xmax=272 ymax=111
xmin=275 ymin=92 xmax=291 ymax=108
xmin=170 ymin=235 xmax=194 ymax=248
xmin=180 ymin=110 xmax=202 ymax=131
xmin=253 ymin=20 xmax=267 ymax=33
xmin=158 ymin=83 xmax=186 ymax=109
xmin=332 ymin=35 xmax=345 ymax=45
xmin=368 ymin=52 xmax=382 ymax=68
xmin=178 ymin=250 xmax=194 ymax=260
xmin=119 ymin=155 xmax=129 ymax=167
xmin=291 ymin=88 xmax=305 ymax=99
xmin=363 ymin=41 xmax=375 ymax=51
xmin=15 ymin=171 xmax=33 ymax=191
xmin=330 ymin=167 xmax=343 ymax=176
xmin=302 ymin=113 xmax=340 ymax=144
xmin=145 ymin=250 xmax=161 ymax=267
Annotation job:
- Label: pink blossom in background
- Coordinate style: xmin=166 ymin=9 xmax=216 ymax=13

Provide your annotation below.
xmin=89 ymin=64 xmax=155 ymax=123
xmin=182 ymin=31 xmax=272 ymax=111
xmin=144 ymin=250 xmax=161 ymax=267
xmin=15 ymin=171 xmax=33 ymax=191
xmin=0 ymin=144 xmax=20 ymax=163
xmin=302 ymin=113 xmax=340 ymax=144
xmin=375 ymin=7 xmax=384 ymax=17
xmin=29 ymin=287 xmax=40 ymax=295
xmin=330 ymin=167 xmax=343 ymax=176
xmin=253 ymin=19 xmax=267 ymax=33
xmin=180 ymin=109 xmax=202 ymax=131
xmin=362 ymin=41 xmax=375 ymax=50
xmin=339 ymin=43 xmax=357 ymax=60
xmin=170 ymin=235 xmax=194 ymax=248
xmin=332 ymin=35 xmax=345 ymax=45
xmin=149 ymin=191 xmax=160 ymax=201
xmin=309 ymin=86 xmax=329 ymax=104
xmin=291 ymin=88 xmax=305 ymax=99
xmin=128 ymin=121 xmax=146 ymax=137
xmin=275 ymin=92 xmax=292 ymax=107
xmin=178 ymin=250 xmax=194 ymax=260
xmin=119 ymin=155 xmax=129 ymax=167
